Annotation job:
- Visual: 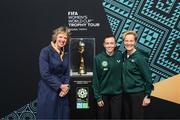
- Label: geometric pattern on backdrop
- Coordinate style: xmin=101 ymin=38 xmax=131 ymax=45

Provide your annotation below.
xmin=2 ymin=100 xmax=36 ymax=120
xmin=103 ymin=0 xmax=180 ymax=83
xmin=2 ymin=0 xmax=180 ymax=119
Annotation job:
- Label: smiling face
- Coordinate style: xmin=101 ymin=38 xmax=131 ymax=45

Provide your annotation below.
xmin=103 ymin=36 xmax=116 ymax=54
xmin=55 ymin=32 xmax=68 ymax=49
xmin=123 ymin=34 xmax=136 ymax=52
xmin=52 ymin=26 xmax=71 ymax=49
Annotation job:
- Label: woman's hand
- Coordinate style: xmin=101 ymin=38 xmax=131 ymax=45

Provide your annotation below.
xmin=97 ymin=100 xmax=104 ymax=107
xmin=142 ymin=96 xmax=151 ymax=106
xmin=59 ymin=84 xmax=69 ymax=97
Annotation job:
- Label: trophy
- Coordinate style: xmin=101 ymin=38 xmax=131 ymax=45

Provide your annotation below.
xmin=78 ymin=41 xmax=86 ymax=75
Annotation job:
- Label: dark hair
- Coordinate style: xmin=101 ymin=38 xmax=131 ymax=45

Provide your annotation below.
xmin=103 ymin=34 xmax=116 ymax=42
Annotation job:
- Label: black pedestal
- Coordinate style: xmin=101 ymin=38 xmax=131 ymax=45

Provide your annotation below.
xmin=69 ymin=76 xmax=96 ymax=119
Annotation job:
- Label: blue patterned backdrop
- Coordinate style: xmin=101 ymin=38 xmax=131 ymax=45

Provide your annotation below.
xmin=2 ymin=0 xmax=179 ymax=119
xmin=103 ymin=0 xmax=179 ymax=82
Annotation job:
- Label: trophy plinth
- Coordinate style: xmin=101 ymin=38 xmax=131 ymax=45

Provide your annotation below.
xmin=69 ymin=38 xmax=95 ymax=114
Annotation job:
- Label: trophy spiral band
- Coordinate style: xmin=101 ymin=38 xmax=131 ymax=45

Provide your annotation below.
xmin=78 ymin=41 xmax=86 ymax=75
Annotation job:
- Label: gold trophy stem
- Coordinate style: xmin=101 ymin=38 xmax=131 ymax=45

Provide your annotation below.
xmin=79 ymin=41 xmax=86 ymax=75
xmin=79 ymin=54 xmax=85 ymax=75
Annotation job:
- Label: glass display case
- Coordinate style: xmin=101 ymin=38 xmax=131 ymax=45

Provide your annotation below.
xmin=69 ymin=38 xmax=95 ymax=77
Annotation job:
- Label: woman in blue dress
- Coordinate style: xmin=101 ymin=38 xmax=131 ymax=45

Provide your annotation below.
xmin=37 ymin=26 xmax=71 ymax=119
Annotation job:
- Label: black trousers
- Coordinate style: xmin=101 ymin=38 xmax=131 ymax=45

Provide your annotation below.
xmin=97 ymin=94 xmax=122 ymax=119
xmin=123 ymin=92 xmax=145 ymax=119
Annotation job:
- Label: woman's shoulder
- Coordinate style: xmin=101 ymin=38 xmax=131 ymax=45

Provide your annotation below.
xmin=115 ymin=50 xmax=123 ymax=56
xmin=41 ymin=44 xmax=52 ymax=51
xmin=95 ymin=51 xmax=106 ymax=58
xmin=134 ymin=49 xmax=149 ymax=64
xmin=40 ymin=45 xmax=53 ymax=55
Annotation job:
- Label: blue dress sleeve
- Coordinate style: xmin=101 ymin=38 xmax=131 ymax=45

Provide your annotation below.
xmin=62 ymin=67 xmax=70 ymax=84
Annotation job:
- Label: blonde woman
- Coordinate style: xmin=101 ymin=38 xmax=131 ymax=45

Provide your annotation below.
xmin=37 ymin=26 xmax=71 ymax=119
xmin=122 ymin=31 xmax=153 ymax=119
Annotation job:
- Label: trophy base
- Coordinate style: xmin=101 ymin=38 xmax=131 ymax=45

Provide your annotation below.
xmin=70 ymin=72 xmax=93 ymax=77
xmin=79 ymin=70 xmax=86 ymax=75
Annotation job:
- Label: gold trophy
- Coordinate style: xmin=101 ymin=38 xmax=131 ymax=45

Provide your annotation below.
xmin=78 ymin=41 xmax=86 ymax=75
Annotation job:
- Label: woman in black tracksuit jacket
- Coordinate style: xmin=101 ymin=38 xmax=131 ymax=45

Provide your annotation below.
xmin=92 ymin=35 xmax=123 ymax=119
xmin=122 ymin=31 xmax=154 ymax=119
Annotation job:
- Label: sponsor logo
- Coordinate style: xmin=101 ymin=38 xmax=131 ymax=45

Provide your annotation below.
xmin=101 ymin=61 xmax=108 ymax=67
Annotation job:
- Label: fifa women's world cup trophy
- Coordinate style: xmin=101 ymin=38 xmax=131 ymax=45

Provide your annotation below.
xmin=78 ymin=40 xmax=86 ymax=75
